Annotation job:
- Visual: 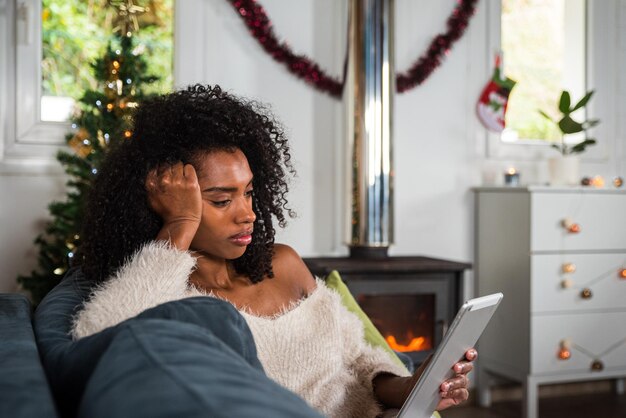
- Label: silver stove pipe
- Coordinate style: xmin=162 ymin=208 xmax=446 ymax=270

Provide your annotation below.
xmin=345 ymin=0 xmax=394 ymax=258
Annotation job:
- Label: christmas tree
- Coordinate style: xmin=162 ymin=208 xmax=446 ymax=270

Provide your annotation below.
xmin=18 ymin=1 xmax=163 ymax=304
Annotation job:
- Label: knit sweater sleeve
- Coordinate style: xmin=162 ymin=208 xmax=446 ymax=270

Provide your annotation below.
xmin=71 ymin=241 xmax=196 ymax=340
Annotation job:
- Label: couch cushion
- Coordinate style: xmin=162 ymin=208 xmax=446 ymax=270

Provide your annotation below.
xmin=34 ymin=267 xmax=115 ymax=417
xmin=79 ymin=316 xmax=322 ymax=418
xmin=0 ymin=294 xmax=58 ymax=418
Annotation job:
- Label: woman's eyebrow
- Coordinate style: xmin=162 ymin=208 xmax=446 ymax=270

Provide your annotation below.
xmin=203 ymin=186 xmax=238 ymax=193
xmin=203 ymin=180 xmax=253 ymax=193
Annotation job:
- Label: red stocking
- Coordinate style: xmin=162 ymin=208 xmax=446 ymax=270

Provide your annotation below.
xmin=477 ymin=54 xmax=516 ymax=132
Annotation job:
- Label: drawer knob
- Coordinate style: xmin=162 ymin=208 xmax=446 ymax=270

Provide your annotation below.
xmin=619 ymin=269 xmax=626 ymax=279
xmin=560 ymin=279 xmax=573 ymax=289
xmin=558 ymin=339 xmax=571 ymax=360
xmin=591 ymin=360 xmax=604 ymax=371
xmin=561 ymin=218 xmax=581 ymax=233
xmin=580 ymin=288 xmax=593 ymax=299
xmin=562 ymin=263 xmax=576 ymax=274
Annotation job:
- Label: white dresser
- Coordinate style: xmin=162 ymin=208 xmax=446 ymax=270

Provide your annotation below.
xmin=474 ymin=186 xmax=626 ymax=418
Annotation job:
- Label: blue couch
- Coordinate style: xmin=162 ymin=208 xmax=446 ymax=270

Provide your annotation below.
xmin=1 ymin=268 xmax=416 ymax=418
xmin=0 ymin=294 xmax=57 ymax=418
xmin=1 ymin=268 xmax=324 ymax=418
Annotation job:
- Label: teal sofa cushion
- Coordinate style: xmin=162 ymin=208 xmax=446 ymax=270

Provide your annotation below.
xmin=0 ymin=294 xmax=58 ymax=418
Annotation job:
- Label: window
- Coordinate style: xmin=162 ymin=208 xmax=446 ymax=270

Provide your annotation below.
xmin=2 ymin=0 xmax=172 ymax=165
xmin=41 ymin=0 xmax=173 ymax=122
xmin=500 ymin=0 xmax=587 ymax=145
xmin=480 ymin=0 xmax=618 ymax=162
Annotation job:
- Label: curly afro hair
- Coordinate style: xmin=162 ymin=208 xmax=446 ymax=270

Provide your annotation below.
xmin=79 ymin=84 xmax=296 ymax=285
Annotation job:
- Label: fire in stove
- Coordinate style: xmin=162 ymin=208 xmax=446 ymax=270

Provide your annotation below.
xmin=385 ymin=334 xmax=430 ymax=352
xmin=357 ymin=293 xmax=435 ymax=355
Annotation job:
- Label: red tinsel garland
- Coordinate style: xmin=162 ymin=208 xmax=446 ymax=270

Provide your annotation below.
xmin=228 ymin=0 xmax=478 ymax=99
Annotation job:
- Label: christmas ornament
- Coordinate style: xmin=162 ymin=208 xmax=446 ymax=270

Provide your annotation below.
xmin=227 ymin=0 xmax=478 ymax=98
xmin=557 ymin=347 xmax=571 ymax=360
xmin=562 ymin=263 xmax=576 ymax=274
xmin=561 ymin=337 xmax=626 ymax=371
xmin=561 ymin=218 xmax=581 ymax=234
xmin=557 ymin=339 xmax=571 ymax=360
xmin=591 ymin=360 xmax=604 ymax=371
xmin=589 ymin=175 xmax=605 ymax=188
xmin=110 ymin=0 xmax=148 ymax=36
xmin=476 ymin=53 xmax=516 ymax=132
xmin=396 ymin=0 xmax=478 ymax=93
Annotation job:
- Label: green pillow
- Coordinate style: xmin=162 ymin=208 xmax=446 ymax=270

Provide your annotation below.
xmin=324 ymin=270 xmax=407 ymax=370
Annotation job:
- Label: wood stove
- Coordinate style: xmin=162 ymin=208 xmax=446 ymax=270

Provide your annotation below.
xmin=305 ymin=256 xmax=470 ymax=365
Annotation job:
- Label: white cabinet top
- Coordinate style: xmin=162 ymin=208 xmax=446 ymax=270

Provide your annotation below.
xmin=474 ymin=186 xmax=626 ymax=194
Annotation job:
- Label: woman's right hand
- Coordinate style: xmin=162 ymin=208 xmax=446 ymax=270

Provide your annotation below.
xmin=145 ymin=162 xmax=202 ymax=250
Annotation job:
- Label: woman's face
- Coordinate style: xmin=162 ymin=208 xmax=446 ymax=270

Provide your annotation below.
xmin=190 ymin=148 xmax=256 ymax=260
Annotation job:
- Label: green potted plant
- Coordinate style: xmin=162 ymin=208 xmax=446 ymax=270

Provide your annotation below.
xmin=539 ymin=90 xmax=600 ymax=185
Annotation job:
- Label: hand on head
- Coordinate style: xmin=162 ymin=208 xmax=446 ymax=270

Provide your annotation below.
xmin=146 ymin=162 xmax=203 ymax=250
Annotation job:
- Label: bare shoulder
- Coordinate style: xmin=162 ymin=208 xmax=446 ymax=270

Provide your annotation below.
xmin=271 ymin=243 xmax=317 ymax=294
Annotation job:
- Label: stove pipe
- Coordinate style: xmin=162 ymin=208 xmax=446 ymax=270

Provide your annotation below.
xmin=345 ymin=0 xmax=394 ymax=258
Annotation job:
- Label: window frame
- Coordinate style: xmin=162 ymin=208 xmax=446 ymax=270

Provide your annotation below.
xmin=1 ymin=0 xmax=68 ymax=172
xmin=483 ymin=0 xmax=614 ymax=162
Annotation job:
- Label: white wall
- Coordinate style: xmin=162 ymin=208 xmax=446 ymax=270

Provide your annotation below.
xmin=0 ymin=170 xmax=65 ymax=293
xmin=2 ymin=0 xmax=624 ymax=296
xmin=176 ymin=1 xmax=625 ymax=275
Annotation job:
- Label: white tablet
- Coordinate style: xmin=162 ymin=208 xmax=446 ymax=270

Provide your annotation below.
xmin=396 ymin=292 xmax=503 ymax=418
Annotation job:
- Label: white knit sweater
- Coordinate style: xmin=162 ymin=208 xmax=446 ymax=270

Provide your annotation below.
xmin=71 ymin=241 xmax=410 ymax=418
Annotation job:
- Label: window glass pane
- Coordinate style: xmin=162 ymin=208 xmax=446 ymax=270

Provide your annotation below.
xmin=41 ymin=0 xmax=173 ymax=122
xmin=501 ymin=0 xmax=586 ymax=143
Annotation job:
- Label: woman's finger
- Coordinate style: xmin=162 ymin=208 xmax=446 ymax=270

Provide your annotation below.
xmin=453 ymin=361 xmax=474 ymax=375
xmin=441 ymin=388 xmax=469 ymax=403
xmin=171 ymin=162 xmax=184 ymax=182
xmin=183 ymin=163 xmax=198 ymax=183
xmin=156 ymin=163 xmax=167 ymax=176
xmin=441 ymin=375 xmax=468 ymax=393
xmin=465 ymin=348 xmax=478 ymax=361
xmin=145 ymin=169 xmax=158 ymax=189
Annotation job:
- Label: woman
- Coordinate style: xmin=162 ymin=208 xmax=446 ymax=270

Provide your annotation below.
xmin=72 ymin=84 xmax=474 ymax=417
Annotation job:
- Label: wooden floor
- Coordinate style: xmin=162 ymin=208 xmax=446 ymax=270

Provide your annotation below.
xmin=443 ymin=392 xmax=626 ymax=418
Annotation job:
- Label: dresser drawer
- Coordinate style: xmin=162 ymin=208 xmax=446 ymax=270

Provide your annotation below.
xmin=530 ymin=192 xmax=626 ymax=252
xmin=531 ymin=311 xmax=626 ymax=375
xmin=531 ymin=253 xmax=626 ymax=313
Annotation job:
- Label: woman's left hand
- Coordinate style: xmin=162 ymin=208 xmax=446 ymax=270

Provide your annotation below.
xmin=434 ymin=348 xmax=476 ymax=410
xmin=373 ymin=348 xmax=477 ymax=410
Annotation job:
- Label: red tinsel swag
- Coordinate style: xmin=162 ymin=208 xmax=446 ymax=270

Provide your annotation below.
xmin=228 ymin=0 xmax=478 ymax=99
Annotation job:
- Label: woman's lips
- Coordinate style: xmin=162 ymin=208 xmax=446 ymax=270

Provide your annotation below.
xmin=229 ymin=231 xmax=253 ymax=246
